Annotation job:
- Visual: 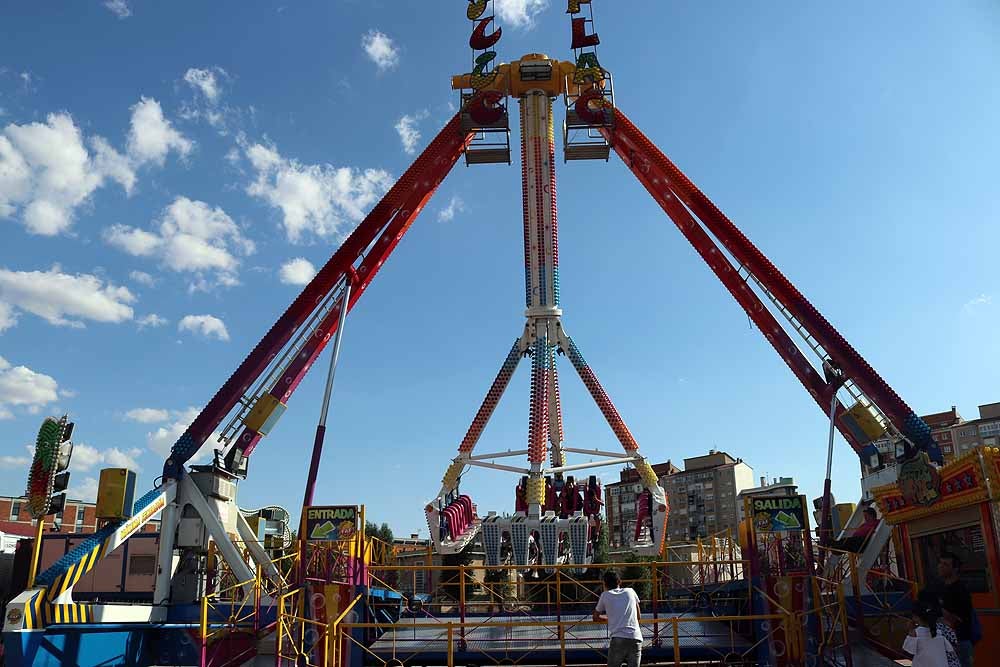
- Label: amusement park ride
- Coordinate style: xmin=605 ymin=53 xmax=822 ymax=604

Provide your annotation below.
xmin=3 ymin=2 xmax=960 ymax=665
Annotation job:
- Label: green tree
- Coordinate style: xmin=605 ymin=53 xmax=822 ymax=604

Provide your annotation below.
xmin=365 ymin=521 xmax=395 ymax=544
xmin=621 ymin=553 xmax=653 ymax=601
xmin=592 ymin=522 xmax=609 ymax=564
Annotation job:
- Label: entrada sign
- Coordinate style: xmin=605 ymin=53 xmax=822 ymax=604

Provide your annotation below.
xmin=304 ymin=505 xmax=358 ymax=541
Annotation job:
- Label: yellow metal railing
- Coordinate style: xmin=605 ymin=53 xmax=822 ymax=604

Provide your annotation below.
xmin=811 ymin=574 xmax=852 ymax=663
xmin=369 ymin=558 xmax=750 ymax=618
xmin=276 ymin=552 xmax=914 ymax=666
xmin=331 ymin=612 xmax=791 ymax=667
xmin=275 ymin=587 xmax=363 ymax=667
xmin=276 ymin=558 xmax=758 ymax=666
xmin=813 ymin=542 xmax=916 ymax=662
xmin=365 ymin=536 xmax=395 ymax=567
xmin=198 ymin=540 xmax=295 ymax=667
xmin=276 ymin=588 xmax=331 ymax=667
xmin=199 ymin=565 xmax=271 ymax=667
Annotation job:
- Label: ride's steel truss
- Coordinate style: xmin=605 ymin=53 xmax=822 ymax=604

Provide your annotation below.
xmin=25 ymin=30 xmax=939 ymax=623
xmin=426 ymin=68 xmax=668 ymax=566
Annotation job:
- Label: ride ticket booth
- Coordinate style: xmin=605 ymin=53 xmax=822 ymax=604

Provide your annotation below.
xmin=873 ymin=448 xmax=1000 ymax=663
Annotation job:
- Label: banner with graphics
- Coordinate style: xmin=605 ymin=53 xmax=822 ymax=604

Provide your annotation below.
xmin=749 ymin=495 xmax=807 ymax=533
xmin=303 ymin=505 xmax=358 ymax=541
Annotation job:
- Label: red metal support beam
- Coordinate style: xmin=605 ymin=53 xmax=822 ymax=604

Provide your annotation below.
xmin=605 ymin=110 xmax=940 ymax=462
xmin=601 ymin=113 xmax=865 ymax=453
xmin=164 ymin=114 xmax=471 ymax=478
xmin=230 ymin=178 xmax=466 ymax=460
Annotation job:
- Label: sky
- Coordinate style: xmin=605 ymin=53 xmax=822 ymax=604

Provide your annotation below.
xmin=0 ymin=1 xmax=997 ymax=539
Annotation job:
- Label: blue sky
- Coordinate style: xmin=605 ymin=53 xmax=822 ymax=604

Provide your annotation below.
xmin=0 ymin=1 xmax=997 ymax=538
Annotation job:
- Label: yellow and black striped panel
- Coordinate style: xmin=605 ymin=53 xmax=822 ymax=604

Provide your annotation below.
xmin=23 ymin=593 xmax=92 ymax=629
xmin=44 ymin=535 xmax=112 ymax=604
xmin=42 ymin=604 xmax=92 ymax=625
xmin=23 ymin=591 xmax=44 ymax=630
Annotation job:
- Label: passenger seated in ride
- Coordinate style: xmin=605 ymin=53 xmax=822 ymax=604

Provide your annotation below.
xmin=834 ymin=506 xmax=879 ymax=552
xmin=559 ymin=476 xmax=584 ymax=519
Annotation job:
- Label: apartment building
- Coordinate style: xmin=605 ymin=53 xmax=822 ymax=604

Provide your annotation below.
xmin=663 ymin=451 xmax=754 ymax=542
xmin=951 ymin=402 xmax=1000 ymax=458
xmin=921 ymin=406 xmax=964 ymax=461
xmin=605 ymin=461 xmax=680 ymax=548
xmin=920 ymin=402 xmax=1000 ymax=463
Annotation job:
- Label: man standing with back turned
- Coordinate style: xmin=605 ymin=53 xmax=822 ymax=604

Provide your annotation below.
xmin=593 ymin=570 xmax=643 ymax=667
xmin=935 ymin=552 xmax=975 ymax=667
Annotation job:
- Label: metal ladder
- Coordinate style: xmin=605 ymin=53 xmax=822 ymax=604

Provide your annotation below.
xmin=736 ymin=265 xmax=897 ymax=439
xmin=218 ymin=278 xmax=349 ymax=445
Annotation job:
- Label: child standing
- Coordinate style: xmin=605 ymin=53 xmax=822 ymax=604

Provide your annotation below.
xmin=903 ymin=601 xmax=955 ymax=667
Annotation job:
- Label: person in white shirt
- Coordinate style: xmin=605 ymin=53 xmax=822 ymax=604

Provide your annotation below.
xmin=904 ymin=600 xmax=955 ymax=667
xmin=593 ymin=570 xmax=643 ymax=667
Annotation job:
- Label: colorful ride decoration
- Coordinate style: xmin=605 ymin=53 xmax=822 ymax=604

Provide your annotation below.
xmin=428 ymin=45 xmax=668 ymax=568
xmin=872 ymin=447 xmax=1000 ymax=665
xmin=744 ymin=494 xmax=822 ymax=666
xmin=5 ymin=9 xmax=951 ymax=667
xmin=25 ymin=416 xmax=71 ymax=519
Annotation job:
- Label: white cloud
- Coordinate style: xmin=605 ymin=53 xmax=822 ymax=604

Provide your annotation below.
xmin=0 ymin=445 xmax=32 ymax=468
xmin=395 ymin=111 xmax=428 ymax=155
xmin=243 ymin=140 xmax=393 ymax=243
xmin=105 ymin=196 xmax=254 ymax=290
xmin=0 ymin=301 xmax=16 ymax=332
xmin=137 ymin=313 xmax=168 ymax=329
xmin=963 ymin=294 xmax=992 ymax=312
xmin=0 ymin=356 xmax=59 ymax=419
xmin=180 ymin=68 xmax=234 ymax=132
xmin=104 ymin=0 xmax=131 ymax=18
xmin=69 ymin=443 xmax=102 ymax=471
xmin=105 ymin=447 xmax=143 ymax=470
xmin=0 ymin=454 xmax=30 ymax=467
xmin=0 ymin=266 xmax=135 ymax=329
xmin=69 ymin=477 xmax=99 ymax=502
xmin=279 ymin=258 xmax=317 ymax=286
xmin=179 ymin=314 xmax=230 ymax=341
xmin=147 ymin=407 xmax=195 ymax=457
xmin=71 ymin=444 xmax=142 ymax=473
xmin=437 ymin=195 xmax=465 ymax=222
xmin=362 ymin=30 xmax=399 ymax=72
xmin=130 ymin=270 xmax=156 ymax=286
xmin=127 ymin=97 xmax=193 ymax=166
xmin=125 ymin=407 xmax=169 ymax=423
xmin=495 ymin=0 xmax=549 ymax=28
xmin=91 ymin=136 xmax=137 ymax=194
xmin=146 ymin=407 xmax=215 ymax=464
xmin=105 ymin=226 xmax=161 ymax=256
xmin=0 ymin=113 xmax=134 ymax=235
xmin=183 ymin=67 xmax=226 ymax=103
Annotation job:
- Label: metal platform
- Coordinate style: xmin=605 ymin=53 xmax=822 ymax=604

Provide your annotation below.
xmin=367 ymin=612 xmax=754 ymax=665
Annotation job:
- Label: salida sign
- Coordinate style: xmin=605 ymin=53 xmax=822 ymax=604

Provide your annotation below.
xmin=304 ymin=505 xmax=358 ymax=542
xmin=751 ymin=495 xmax=807 ymax=533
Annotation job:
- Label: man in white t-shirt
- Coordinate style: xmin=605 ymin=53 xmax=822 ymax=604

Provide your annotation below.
xmin=593 ymin=569 xmax=643 ymax=667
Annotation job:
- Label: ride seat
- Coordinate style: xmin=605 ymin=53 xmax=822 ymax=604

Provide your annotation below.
xmin=458 ymin=494 xmax=474 ymax=523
